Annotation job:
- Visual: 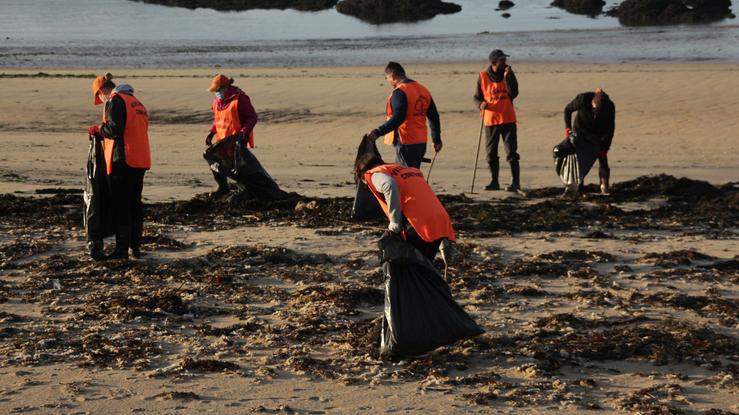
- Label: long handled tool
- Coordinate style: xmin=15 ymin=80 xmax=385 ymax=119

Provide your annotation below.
xmin=426 ymin=151 xmax=438 ymax=183
xmin=470 ymin=115 xmax=485 ymax=194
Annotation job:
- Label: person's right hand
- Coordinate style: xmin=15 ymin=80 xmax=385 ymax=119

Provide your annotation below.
xmin=88 ymin=124 xmax=100 ymax=137
xmin=565 ymin=128 xmax=572 ymax=137
xmin=479 ymin=102 xmax=487 ymax=111
xmin=205 ymin=132 xmax=215 ymax=146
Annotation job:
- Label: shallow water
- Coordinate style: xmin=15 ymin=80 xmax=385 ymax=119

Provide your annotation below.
xmin=0 ymin=0 xmax=738 ymax=67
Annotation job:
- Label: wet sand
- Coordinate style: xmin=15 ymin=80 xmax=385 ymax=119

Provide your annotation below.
xmin=0 ymin=62 xmax=738 ymax=413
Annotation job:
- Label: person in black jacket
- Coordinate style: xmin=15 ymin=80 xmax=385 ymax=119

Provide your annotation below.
xmin=88 ymin=73 xmax=151 ymax=259
xmin=564 ymin=88 xmax=615 ymax=194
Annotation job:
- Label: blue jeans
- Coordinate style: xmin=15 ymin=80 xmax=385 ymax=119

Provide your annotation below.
xmin=394 ymin=143 xmax=427 ymax=169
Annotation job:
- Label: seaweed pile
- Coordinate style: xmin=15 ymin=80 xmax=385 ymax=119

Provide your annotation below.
xmin=0 ymin=174 xmax=736 ymax=412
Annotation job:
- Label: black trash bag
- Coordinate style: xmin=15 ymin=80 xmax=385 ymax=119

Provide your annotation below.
xmin=83 ymin=135 xmax=114 ymax=241
xmin=203 ymin=135 xmax=291 ymax=200
xmin=351 ymin=136 xmax=385 ymax=221
xmin=553 ymin=133 xmax=599 ymax=189
xmin=378 ymin=233 xmax=483 ymax=359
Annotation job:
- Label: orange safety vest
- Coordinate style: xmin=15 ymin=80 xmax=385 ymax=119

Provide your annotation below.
xmin=212 ymin=93 xmax=255 ymax=149
xmin=365 ymin=164 xmax=455 ymax=243
xmin=102 ymin=92 xmax=151 ymax=175
xmin=383 ymin=81 xmax=432 ymax=146
xmin=479 ymin=70 xmax=517 ymax=126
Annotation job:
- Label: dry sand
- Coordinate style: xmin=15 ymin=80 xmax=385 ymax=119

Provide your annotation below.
xmin=0 ymin=63 xmax=738 ymax=414
xmin=0 ymin=62 xmax=737 ymax=199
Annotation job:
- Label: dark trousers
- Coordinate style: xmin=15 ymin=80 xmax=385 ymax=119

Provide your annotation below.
xmin=107 ymin=168 xmax=146 ymax=249
xmin=485 ymin=123 xmax=519 ymax=163
xmin=405 ymin=226 xmax=441 ymax=261
xmin=394 ymin=143 xmax=427 ymax=169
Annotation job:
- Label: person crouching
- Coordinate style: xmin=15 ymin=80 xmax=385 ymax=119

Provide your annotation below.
xmin=354 ymin=153 xmax=454 ymax=261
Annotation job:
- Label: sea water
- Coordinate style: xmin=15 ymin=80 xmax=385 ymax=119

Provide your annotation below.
xmin=0 ymin=0 xmax=737 ymax=67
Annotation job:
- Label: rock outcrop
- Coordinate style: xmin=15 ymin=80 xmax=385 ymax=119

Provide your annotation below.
xmin=336 ymin=0 xmax=462 ymax=24
xmin=550 ymin=0 xmax=605 ymax=17
xmin=606 ymin=0 xmax=733 ymax=26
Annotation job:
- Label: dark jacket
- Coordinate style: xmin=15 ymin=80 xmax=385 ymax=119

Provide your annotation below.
xmin=564 ymin=92 xmax=616 ymax=152
xmin=100 ymin=92 xmax=131 ymax=173
xmin=473 ymin=65 xmax=519 ymax=109
xmin=372 ymin=79 xmax=442 ymax=145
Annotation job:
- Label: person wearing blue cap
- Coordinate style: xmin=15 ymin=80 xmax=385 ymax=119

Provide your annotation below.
xmin=473 ymin=49 xmax=521 ymax=192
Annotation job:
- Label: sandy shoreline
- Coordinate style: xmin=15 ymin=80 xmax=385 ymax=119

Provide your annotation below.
xmin=1 ymin=62 xmax=738 ymax=201
xmin=0 ymin=62 xmax=737 ymax=414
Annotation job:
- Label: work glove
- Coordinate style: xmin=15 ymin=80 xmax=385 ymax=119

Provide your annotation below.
xmin=479 ymin=101 xmax=487 ymax=111
xmin=434 ymin=141 xmax=443 ymax=152
xmin=88 ymin=124 xmax=100 ymax=137
xmin=205 ymin=132 xmax=215 ymax=146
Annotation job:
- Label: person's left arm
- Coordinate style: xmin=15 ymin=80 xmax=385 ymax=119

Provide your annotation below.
xmin=427 ymin=98 xmax=442 ymax=150
xmin=237 ymin=94 xmax=258 ymax=136
xmin=506 ymin=69 xmax=519 ymax=101
xmin=602 ymin=101 xmax=616 ymax=151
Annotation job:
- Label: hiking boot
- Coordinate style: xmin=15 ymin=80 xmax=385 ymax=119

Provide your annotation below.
xmin=506 ymin=159 xmax=521 ymax=192
xmin=107 ymin=228 xmax=130 ymax=260
xmin=210 ymin=186 xmax=230 ymax=198
xmin=87 ymin=240 xmax=105 ymax=261
xmin=210 ymin=171 xmax=230 ymax=198
xmin=485 ymin=159 xmax=500 ymax=191
xmin=484 ymin=181 xmax=500 ymax=191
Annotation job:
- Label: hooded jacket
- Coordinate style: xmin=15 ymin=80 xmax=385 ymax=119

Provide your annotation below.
xmin=564 ymin=92 xmax=616 ymax=152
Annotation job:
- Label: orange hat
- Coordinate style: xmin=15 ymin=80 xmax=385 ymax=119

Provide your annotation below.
xmin=207 ymin=74 xmax=233 ymax=92
xmin=91 ymin=73 xmax=113 ymax=105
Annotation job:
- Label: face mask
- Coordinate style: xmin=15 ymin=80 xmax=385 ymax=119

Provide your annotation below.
xmin=215 ymin=87 xmax=228 ymax=100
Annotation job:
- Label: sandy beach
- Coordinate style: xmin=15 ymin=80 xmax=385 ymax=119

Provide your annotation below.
xmin=0 ymin=62 xmax=738 ymax=414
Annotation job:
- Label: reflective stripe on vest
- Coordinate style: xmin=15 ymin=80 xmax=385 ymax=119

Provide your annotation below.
xmin=383 ymin=81 xmax=432 ymax=146
xmin=364 ymin=164 xmax=455 ymax=242
xmin=212 ymin=94 xmax=254 ymax=148
xmin=479 ymin=70 xmax=517 ymax=126
xmin=102 ymin=93 xmax=151 ymax=175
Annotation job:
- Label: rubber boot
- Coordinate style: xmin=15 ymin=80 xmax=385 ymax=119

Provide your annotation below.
xmin=599 ymin=166 xmax=610 ymax=194
xmin=505 ymin=159 xmax=521 ymax=192
xmin=87 ymin=240 xmax=105 ymax=261
xmin=130 ymin=220 xmax=143 ymax=258
xmin=484 ymin=159 xmax=500 ymax=191
xmin=107 ymin=227 xmax=130 ymax=260
xmin=211 ymin=171 xmax=229 ymax=198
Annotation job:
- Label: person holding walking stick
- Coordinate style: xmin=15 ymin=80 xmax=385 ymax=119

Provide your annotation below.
xmin=473 ymin=49 xmax=521 ymax=192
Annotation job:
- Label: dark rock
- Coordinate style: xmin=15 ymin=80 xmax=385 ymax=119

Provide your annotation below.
xmin=606 ymin=0 xmax=733 ymax=26
xmin=336 ymin=0 xmax=462 ymax=24
xmin=501 ymin=12 xmax=511 ymax=18
xmin=551 ymin=0 xmax=605 ymax=17
xmin=497 ymin=0 xmax=515 ymax=10
xmin=132 ymin=0 xmax=338 ymax=12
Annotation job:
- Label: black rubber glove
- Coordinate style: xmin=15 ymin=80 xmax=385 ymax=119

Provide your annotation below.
xmin=205 ymin=132 xmax=215 ymax=146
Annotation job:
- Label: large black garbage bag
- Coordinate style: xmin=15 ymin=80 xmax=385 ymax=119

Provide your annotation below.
xmin=203 ymin=136 xmax=290 ymax=200
xmin=378 ymin=234 xmax=483 ymax=359
xmin=83 ymin=135 xmax=114 ymax=241
xmin=553 ymin=134 xmax=599 ymax=188
xmin=351 ymin=136 xmax=385 ymax=221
